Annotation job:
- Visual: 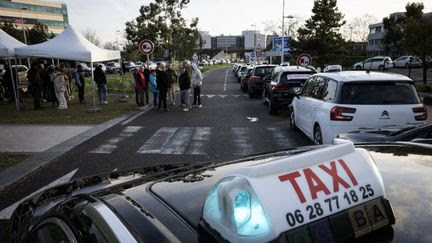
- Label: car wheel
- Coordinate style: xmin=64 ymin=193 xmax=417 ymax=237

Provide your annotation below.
xmin=355 ymin=66 xmax=362 ymax=70
xmin=290 ymin=109 xmax=298 ymax=130
xmin=313 ymin=125 xmax=323 ymax=145
xmin=241 ymin=83 xmax=247 ymax=93
xmin=237 ymin=77 xmax=241 ymax=83
xmin=378 ymin=65 xmax=384 ymax=70
xmin=405 ymin=63 xmax=409 ymax=68
xmin=268 ymin=98 xmax=278 ymax=115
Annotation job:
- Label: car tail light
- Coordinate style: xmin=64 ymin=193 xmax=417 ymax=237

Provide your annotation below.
xmin=330 ymin=106 xmax=357 ymax=121
xmin=413 ymin=106 xmax=427 ymax=121
xmin=273 ymin=84 xmax=287 ymax=92
xmin=250 ymin=76 xmax=260 ymax=82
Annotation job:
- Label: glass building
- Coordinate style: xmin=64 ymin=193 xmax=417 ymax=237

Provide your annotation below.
xmin=0 ymin=0 xmax=68 ymax=34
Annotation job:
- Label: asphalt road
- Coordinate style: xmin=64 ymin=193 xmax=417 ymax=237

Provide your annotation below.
xmin=0 ymin=67 xmax=312 ymax=227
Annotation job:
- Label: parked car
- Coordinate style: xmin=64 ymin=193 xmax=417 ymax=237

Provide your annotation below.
xmin=290 ymin=71 xmax=426 ymax=144
xmin=393 ymin=55 xmax=422 ymax=68
xmin=240 ymin=66 xmax=254 ymax=92
xmin=263 ymin=66 xmax=316 ymax=115
xmin=122 ymin=61 xmax=136 ymax=72
xmin=353 ymin=56 xmax=393 ymax=70
xmin=236 ymin=65 xmax=247 ymax=81
xmin=6 ymin=142 xmax=432 ymax=243
xmin=105 ymin=62 xmax=121 ymax=74
xmin=247 ymin=64 xmax=277 ymax=98
xmin=335 ymin=123 xmax=432 ymax=145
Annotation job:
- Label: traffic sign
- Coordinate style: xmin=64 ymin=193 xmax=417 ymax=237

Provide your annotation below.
xmin=296 ymin=53 xmax=312 ymax=67
xmin=139 ymin=40 xmax=154 ymax=55
xmin=256 ymin=50 xmax=262 ymax=58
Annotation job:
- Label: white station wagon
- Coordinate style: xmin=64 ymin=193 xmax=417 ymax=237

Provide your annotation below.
xmin=290 ymin=71 xmax=427 ymax=144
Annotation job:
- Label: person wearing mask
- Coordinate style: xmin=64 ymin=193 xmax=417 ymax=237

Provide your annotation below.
xmin=74 ymin=64 xmax=86 ymax=104
xmin=165 ymin=63 xmax=178 ymax=105
xmin=191 ymin=63 xmax=203 ymax=108
xmin=53 ymin=67 xmax=67 ymax=109
xmin=143 ymin=63 xmax=150 ymax=106
xmin=135 ymin=66 xmax=146 ymax=109
xmin=178 ymin=66 xmax=191 ymax=112
xmin=149 ymin=69 xmax=158 ymax=107
xmin=94 ymin=65 xmax=108 ymax=105
xmin=28 ymin=62 xmax=45 ymax=110
xmin=156 ymin=63 xmax=169 ymax=111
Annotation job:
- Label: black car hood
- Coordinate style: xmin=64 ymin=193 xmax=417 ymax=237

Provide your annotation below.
xmin=143 ymin=143 xmax=432 ymax=243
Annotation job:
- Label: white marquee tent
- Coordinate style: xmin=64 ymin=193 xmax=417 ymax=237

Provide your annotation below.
xmin=14 ymin=25 xmax=121 ymax=112
xmin=14 ymin=25 xmax=120 ymax=62
xmin=0 ymin=28 xmax=27 ymax=111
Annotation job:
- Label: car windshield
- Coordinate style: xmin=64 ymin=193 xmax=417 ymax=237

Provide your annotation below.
xmin=340 ymin=82 xmax=420 ymax=104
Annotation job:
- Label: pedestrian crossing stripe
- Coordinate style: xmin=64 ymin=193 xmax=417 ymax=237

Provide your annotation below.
xmin=89 ymin=126 xmax=142 ymax=154
xmin=89 ymin=127 xmax=296 ymax=155
xmin=137 ymin=127 xmax=211 ymax=155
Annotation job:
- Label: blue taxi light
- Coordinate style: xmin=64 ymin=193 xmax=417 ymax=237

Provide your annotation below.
xmin=233 ymin=191 xmax=251 ymax=226
xmin=234 ymin=195 xmax=271 ymax=236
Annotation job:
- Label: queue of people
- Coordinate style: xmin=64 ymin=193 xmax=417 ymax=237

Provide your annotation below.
xmin=131 ymin=62 xmax=203 ymax=112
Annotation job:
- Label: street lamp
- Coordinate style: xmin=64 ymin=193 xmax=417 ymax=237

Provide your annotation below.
xmin=251 ymin=24 xmax=257 ymax=61
xmin=281 ymin=0 xmax=293 ymax=64
xmin=19 ymin=7 xmax=28 ymax=44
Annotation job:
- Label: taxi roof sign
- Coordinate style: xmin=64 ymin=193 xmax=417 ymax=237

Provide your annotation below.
xmin=202 ymin=143 xmax=388 ymax=242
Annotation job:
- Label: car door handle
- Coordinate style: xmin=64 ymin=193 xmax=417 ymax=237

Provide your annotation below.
xmin=312 ymin=105 xmax=317 ymax=108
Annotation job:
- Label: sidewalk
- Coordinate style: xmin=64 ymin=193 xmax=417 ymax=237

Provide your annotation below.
xmin=0 ymin=112 xmax=136 ymax=191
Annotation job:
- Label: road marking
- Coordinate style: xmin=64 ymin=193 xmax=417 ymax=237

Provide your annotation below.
xmin=224 ymin=68 xmax=229 ymax=91
xmin=246 ymin=117 xmax=259 ymax=123
xmin=90 ymin=126 xmax=142 ymax=154
xmin=267 ymin=127 xmax=293 ymax=148
xmin=207 ymin=95 xmax=216 ymax=99
xmin=219 ymin=95 xmax=227 ymax=98
xmin=121 ymin=106 xmax=152 ymax=125
xmin=137 ymin=127 xmax=211 ymax=155
xmin=0 ymin=169 xmax=78 ymax=219
xmin=232 ymin=127 xmax=254 ymax=156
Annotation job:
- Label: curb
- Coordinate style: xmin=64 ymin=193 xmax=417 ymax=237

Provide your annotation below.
xmin=0 ymin=109 xmax=146 ymax=192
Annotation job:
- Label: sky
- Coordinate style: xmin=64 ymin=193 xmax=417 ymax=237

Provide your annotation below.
xmin=59 ymin=0 xmax=432 ymax=44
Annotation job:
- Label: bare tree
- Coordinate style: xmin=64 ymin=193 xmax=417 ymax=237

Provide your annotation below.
xmin=103 ymin=41 xmax=119 ymax=50
xmin=82 ymin=28 xmax=101 ymax=46
xmin=342 ymin=14 xmax=378 ymax=42
xmin=262 ymin=16 xmax=304 ymax=39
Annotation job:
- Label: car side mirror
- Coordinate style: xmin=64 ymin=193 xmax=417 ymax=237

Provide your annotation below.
xmin=295 ymin=91 xmax=301 ymax=99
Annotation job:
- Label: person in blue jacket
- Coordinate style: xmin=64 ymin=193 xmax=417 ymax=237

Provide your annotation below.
xmin=149 ymin=69 xmax=158 ymax=108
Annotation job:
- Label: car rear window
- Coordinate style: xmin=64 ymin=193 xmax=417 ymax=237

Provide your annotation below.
xmin=280 ymin=72 xmax=312 ymax=83
xmin=254 ymin=67 xmax=275 ymax=76
xmin=340 ymin=82 xmax=420 ymax=104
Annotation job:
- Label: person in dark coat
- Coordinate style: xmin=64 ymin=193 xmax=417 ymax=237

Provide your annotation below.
xmin=28 ymin=62 xmax=45 ymax=110
xmin=74 ymin=64 xmax=86 ymax=104
xmin=156 ymin=63 xmax=169 ymax=111
xmin=178 ymin=66 xmax=191 ymax=111
xmin=3 ymin=64 xmax=21 ymax=104
xmin=143 ymin=63 xmax=150 ymax=105
xmin=94 ymin=65 xmax=108 ymax=104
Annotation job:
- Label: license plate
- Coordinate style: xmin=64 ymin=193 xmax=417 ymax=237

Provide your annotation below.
xmin=348 ymin=198 xmax=390 ymax=238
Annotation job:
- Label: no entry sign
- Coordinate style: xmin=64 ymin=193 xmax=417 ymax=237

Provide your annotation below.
xmin=296 ymin=53 xmax=313 ymax=67
xmin=139 ymin=40 xmax=154 ymax=55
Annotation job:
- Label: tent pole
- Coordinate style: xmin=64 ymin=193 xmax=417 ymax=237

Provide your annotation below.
xmin=8 ymin=58 xmax=20 ymax=111
xmin=118 ymin=57 xmax=128 ymax=102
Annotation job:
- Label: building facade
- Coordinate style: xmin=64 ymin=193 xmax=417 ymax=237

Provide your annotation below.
xmin=242 ymin=30 xmax=265 ymax=50
xmin=199 ymin=31 xmax=211 ymax=49
xmin=210 ymin=35 xmax=243 ymax=50
xmin=0 ymin=0 xmax=68 ymax=34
